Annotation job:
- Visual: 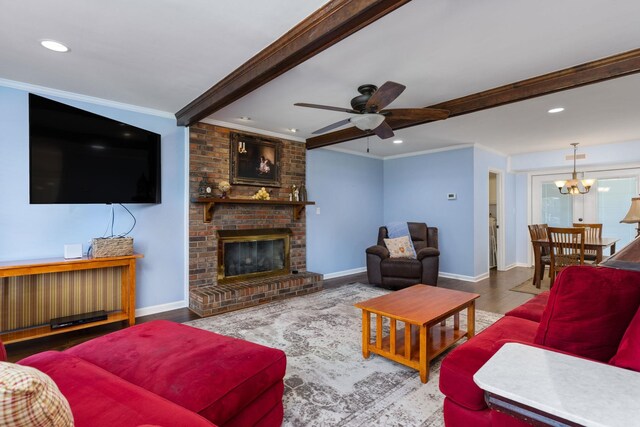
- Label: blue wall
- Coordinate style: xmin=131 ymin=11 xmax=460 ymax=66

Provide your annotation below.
xmin=0 ymin=86 xmax=186 ymax=311
xmin=306 ymin=149 xmax=383 ymax=275
xmin=384 ymin=148 xmax=475 ymax=277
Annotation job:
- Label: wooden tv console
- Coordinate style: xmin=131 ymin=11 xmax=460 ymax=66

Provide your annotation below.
xmin=0 ymin=254 xmax=142 ymax=344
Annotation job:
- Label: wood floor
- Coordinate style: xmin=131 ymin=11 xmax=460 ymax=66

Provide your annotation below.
xmin=5 ymin=267 xmax=535 ymax=362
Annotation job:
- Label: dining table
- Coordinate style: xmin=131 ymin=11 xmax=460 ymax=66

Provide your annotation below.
xmin=531 ymin=236 xmax=619 ymax=288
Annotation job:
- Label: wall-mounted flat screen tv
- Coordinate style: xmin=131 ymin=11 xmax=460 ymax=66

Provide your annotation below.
xmin=29 ymin=93 xmax=161 ymax=204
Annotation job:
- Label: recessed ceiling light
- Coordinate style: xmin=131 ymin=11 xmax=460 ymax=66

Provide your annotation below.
xmin=289 ymin=128 xmax=298 ymax=133
xmin=40 ymin=40 xmax=69 ymax=52
xmin=548 ymin=107 xmax=565 ymax=114
xmin=239 ymin=116 xmax=251 ymax=121
xmin=393 ymin=139 xmax=403 ymax=144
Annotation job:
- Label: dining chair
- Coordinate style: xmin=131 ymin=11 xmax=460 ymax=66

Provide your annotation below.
xmin=528 ymin=224 xmax=551 ymax=287
xmin=572 ymin=223 xmax=603 ymax=263
xmin=548 ymin=227 xmax=585 ymax=287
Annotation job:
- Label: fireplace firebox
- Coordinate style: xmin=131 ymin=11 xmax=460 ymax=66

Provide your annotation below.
xmin=217 ymin=229 xmax=291 ymax=283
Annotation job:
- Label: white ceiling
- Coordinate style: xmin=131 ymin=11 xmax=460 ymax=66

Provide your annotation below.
xmin=2 ymin=0 xmax=640 ymax=158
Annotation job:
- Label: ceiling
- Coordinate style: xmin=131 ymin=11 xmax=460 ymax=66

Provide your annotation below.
xmin=2 ymin=0 xmax=640 ymax=158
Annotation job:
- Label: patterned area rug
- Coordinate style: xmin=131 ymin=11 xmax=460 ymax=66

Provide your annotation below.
xmin=185 ymin=283 xmax=502 ymax=427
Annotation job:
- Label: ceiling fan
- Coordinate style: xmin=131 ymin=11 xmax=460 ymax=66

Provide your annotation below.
xmin=295 ymin=81 xmax=450 ymax=139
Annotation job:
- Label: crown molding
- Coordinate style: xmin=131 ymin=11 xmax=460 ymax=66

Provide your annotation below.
xmin=382 ymin=144 xmax=474 ymax=160
xmin=0 ymin=77 xmax=175 ymax=119
xmin=473 ymin=143 xmax=508 ymax=157
xmin=323 ymin=145 xmax=384 ymax=159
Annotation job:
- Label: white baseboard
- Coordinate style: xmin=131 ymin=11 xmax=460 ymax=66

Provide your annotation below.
xmin=501 ymin=262 xmax=531 ymax=270
xmin=439 ymin=271 xmax=489 ymax=283
xmin=323 ymin=267 xmax=366 ymax=280
xmin=135 ymin=300 xmax=188 ymax=318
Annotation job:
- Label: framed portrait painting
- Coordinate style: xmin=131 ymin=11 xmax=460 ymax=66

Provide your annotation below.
xmin=230 ymin=132 xmax=281 ymax=187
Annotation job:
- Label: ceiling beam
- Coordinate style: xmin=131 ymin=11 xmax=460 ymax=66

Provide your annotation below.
xmin=175 ymin=0 xmax=412 ymax=126
xmin=306 ymin=48 xmax=640 ymax=149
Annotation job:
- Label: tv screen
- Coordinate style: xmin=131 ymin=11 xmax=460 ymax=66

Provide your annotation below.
xmin=29 ymin=94 xmax=161 ymax=204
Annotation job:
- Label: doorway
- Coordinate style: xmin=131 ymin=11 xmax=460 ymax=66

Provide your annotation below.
xmin=488 ymin=171 xmax=501 ymax=270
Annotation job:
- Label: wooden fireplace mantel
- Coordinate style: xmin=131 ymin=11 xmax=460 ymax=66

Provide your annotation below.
xmin=192 ymin=197 xmax=315 ymax=223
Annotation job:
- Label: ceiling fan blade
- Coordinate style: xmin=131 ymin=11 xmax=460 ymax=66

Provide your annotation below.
xmin=311 ymin=118 xmax=353 ymax=135
xmin=365 ymin=81 xmax=406 ymax=112
xmin=294 ymin=103 xmax=360 ymax=114
xmin=382 ymin=108 xmax=450 ymax=121
xmin=372 ymin=121 xmax=394 ymax=139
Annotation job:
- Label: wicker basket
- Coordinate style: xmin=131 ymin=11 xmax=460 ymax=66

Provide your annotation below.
xmin=91 ymin=237 xmax=134 ymax=258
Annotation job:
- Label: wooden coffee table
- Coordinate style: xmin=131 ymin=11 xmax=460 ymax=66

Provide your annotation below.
xmin=354 ymin=285 xmax=480 ymax=383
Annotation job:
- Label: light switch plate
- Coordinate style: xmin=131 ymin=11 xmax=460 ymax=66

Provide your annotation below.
xmin=447 ymin=193 xmax=457 ymax=200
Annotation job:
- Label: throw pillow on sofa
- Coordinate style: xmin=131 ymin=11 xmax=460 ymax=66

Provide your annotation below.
xmin=0 ymin=362 xmax=74 ymax=427
xmin=609 ymin=307 xmax=640 ymax=371
xmin=534 ymin=265 xmax=640 ymax=362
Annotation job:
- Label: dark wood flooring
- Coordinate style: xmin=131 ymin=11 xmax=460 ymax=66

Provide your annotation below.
xmin=5 ymin=267 xmax=534 ymax=362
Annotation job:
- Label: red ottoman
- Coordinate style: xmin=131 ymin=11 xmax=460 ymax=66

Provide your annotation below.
xmin=66 ymin=320 xmax=286 ymax=427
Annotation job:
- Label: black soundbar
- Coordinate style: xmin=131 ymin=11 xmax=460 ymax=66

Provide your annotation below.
xmin=50 ymin=310 xmax=108 ymax=330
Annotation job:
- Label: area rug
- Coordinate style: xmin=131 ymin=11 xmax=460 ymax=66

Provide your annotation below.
xmin=510 ymin=275 xmax=550 ymax=295
xmin=185 ymin=283 xmax=502 ymax=427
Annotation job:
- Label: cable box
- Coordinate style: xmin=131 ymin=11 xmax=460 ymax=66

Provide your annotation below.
xmin=50 ymin=310 xmax=108 ymax=330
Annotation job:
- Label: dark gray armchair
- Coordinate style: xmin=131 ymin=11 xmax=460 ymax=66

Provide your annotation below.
xmin=366 ymin=222 xmax=440 ymax=290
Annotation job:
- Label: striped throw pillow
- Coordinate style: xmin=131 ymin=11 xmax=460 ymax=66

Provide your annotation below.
xmin=0 ymin=362 xmax=73 ymax=427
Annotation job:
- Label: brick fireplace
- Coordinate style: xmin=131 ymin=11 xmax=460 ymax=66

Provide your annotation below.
xmin=188 ymin=123 xmax=322 ymax=316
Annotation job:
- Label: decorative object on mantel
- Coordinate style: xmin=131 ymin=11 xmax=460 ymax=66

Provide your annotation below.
xmin=554 ymin=143 xmax=595 ymax=195
xmin=218 ymin=180 xmax=231 ymax=199
xmin=620 ymin=196 xmax=640 ymax=237
xmin=298 ymin=184 xmax=307 ymax=202
xmin=290 ymin=184 xmax=298 ymax=201
xmin=251 ymin=187 xmax=271 ymax=200
xmin=230 ymin=132 xmax=281 ymax=187
xmin=197 ymin=177 xmax=212 ymax=197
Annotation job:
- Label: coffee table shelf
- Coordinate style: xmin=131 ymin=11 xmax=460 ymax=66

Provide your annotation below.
xmin=375 ymin=324 xmax=468 ymax=367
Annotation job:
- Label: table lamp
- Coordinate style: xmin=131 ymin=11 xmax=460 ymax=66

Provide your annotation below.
xmin=620 ymin=196 xmax=640 ymax=237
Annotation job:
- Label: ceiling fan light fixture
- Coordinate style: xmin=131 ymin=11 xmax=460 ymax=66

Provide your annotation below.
xmin=350 ymin=113 xmax=385 ymax=131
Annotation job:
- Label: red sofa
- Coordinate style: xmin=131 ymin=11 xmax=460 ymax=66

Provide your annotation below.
xmin=439 ymin=265 xmax=640 ymax=427
xmin=1 ymin=320 xmax=286 ymax=427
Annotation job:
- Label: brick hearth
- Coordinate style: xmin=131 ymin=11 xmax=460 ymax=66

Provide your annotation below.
xmin=189 ymin=272 xmax=322 ymax=317
xmin=189 ymin=123 xmax=322 ymax=316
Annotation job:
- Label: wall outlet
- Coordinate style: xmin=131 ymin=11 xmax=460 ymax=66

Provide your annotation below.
xmin=447 ymin=193 xmax=457 ymax=200
xmin=316 ymin=207 xmax=321 ymax=215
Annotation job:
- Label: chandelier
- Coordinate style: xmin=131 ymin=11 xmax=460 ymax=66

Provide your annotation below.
xmin=554 ymin=143 xmax=595 ymax=195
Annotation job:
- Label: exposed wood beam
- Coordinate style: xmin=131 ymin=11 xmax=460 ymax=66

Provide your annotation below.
xmin=175 ymin=0 xmax=412 ymax=126
xmin=306 ymin=48 xmax=640 ymax=149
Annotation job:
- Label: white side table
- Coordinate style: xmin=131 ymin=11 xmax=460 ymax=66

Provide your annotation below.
xmin=473 ymin=343 xmax=640 ymax=427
